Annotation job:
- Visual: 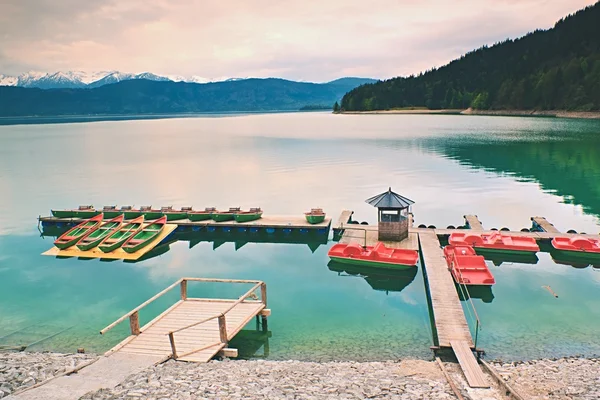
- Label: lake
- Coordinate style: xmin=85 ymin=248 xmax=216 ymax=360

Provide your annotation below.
xmin=0 ymin=112 xmax=599 ymax=361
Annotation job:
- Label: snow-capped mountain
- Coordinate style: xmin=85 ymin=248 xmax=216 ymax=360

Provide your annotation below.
xmin=0 ymin=70 xmax=197 ymax=89
xmin=0 ymin=74 xmax=18 ymax=86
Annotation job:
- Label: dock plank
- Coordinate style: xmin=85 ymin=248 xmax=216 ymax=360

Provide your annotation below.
xmin=463 ymin=215 xmax=484 ymax=231
xmin=337 ymin=210 xmax=354 ymax=228
xmin=418 ymin=231 xmax=472 ymax=347
xmin=451 ymin=340 xmax=489 ymax=388
xmin=531 ymin=216 xmax=560 ymax=233
xmin=340 ymin=225 xmax=419 ymax=251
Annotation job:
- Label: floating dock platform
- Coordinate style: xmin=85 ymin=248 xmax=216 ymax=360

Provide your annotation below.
xmin=41 ymin=223 xmax=177 ymax=261
xmin=102 ymin=278 xmax=270 ymax=363
xmin=39 ymin=214 xmax=331 ymax=236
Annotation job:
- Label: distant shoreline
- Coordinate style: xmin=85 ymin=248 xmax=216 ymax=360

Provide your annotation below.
xmin=340 ymin=108 xmax=600 ymax=119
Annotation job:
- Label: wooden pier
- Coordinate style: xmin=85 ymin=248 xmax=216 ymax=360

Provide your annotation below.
xmin=339 ymin=224 xmax=419 ymax=250
xmin=531 ymin=216 xmax=561 ymax=233
xmin=39 ymin=214 xmax=331 ymax=233
xmin=101 ymin=278 xmax=270 ymax=363
xmin=463 ymin=215 xmax=484 ymax=231
xmin=418 ymin=231 xmax=488 ymax=388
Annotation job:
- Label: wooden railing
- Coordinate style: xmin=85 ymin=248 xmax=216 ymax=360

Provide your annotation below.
xmin=99 ymin=278 xmax=266 ymax=341
xmin=167 ymin=280 xmax=267 ymax=360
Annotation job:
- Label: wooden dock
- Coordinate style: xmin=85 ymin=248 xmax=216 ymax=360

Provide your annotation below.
xmin=531 ymin=216 xmax=561 ymax=233
xmin=418 ymin=231 xmax=488 ymax=388
xmin=40 ymin=214 xmax=331 ymax=230
xmin=339 ymin=224 xmax=419 ymax=250
xmin=463 ymin=215 xmax=484 ymax=231
xmin=101 ymin=278 xmax=270 ymax=363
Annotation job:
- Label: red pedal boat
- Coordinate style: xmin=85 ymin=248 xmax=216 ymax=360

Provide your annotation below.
xmin=449 ymin=232 xmax=539 ymax=254
xmin=328 ymin=242 xmax=418 ymax=270
xmin=551 ymin=236 xmax=600 ymax=263
xmin=444 ymin=245 xmax=495 ymax=286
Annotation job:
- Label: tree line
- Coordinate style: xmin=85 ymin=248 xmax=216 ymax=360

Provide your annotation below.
xmin=341 ymin=3 xmax=600 ymax=112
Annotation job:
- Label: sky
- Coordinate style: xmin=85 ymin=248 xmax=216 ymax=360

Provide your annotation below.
xmin=0 ymin=0 xmax=596 ymax=82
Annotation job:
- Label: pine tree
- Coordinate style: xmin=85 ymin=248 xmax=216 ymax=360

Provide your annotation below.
xmin=333 ymin=101 xmax=340 ymax=113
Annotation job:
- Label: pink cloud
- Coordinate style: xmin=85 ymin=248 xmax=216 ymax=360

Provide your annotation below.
xmin=0 ymin=0 xmax=595 ymax=81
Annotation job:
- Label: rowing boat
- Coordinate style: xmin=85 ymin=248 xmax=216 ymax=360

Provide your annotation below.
xmin=51 ymin=205 xmax=99 ymax=219
xmin=211 ymin=207 xmax=240 ymax=222
xmin=54 ymin=214 xmax=104 ymax=250
xmin=101 ymin=205 xmax=122 ymax=219
xmin=305 ymin=208 xmax=326 ymax=224
xmin=161 ymin=206 xmax=189 ymax=221
xmin=76 ymin=215 xmax=124 ymax=251
xmin=140 ymin=206 xmax=163 ymax=220
xmin=234 ymin=207 xmax=263 ymax=223
xmin=72 ymin=205 xmax=101 ymax=219
xmin=188 ymin=207 xmax=216 ymax=221
xmin=98 ymin=216 xmax=145 ymax=253
xmin=122 ymin=216 xmax=167 ymax=253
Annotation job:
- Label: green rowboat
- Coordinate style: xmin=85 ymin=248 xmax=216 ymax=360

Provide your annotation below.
xmin=161 ymin=206 xmax=189 ymax=221
xmin=99 ymin=216 xmax=145 ymax=253
xmin=102 ymin=205 xmax=123 ymax=219
xmin=305 ymin=208 xmax=326 ymax=224
xmin=211 ymin=207 xmax=240 ymax=222
xmin=234 ymin=208 xmax=263 ymax=223
xmin=76 ymin=215 xmax=124 ymax=251
xmin=54 ymin=214 xmax=104 ymax=250
xmin=140 ymin=206 xmax=163 ymax=220
xmin=51 ymin=209 xmax=75 ymax=218
xmin=122 ymin=216 xmax=167 ymax=253
xmin=188 ymin=207 xmax=215 ymax=221
xmin=120 ymin=206 xmax=143 ymax=220
xmin=72 ymin=205 xmax=101 ymax=219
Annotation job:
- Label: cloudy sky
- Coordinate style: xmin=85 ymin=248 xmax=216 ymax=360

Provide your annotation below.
xmin=0 ymin=0 xmax=595 ymax=81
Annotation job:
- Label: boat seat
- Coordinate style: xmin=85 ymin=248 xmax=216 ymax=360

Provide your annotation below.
xmin=127 ymin=240 xmax=143 ymax=245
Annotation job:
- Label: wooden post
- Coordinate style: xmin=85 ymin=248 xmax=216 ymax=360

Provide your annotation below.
xmin=218 ymin=314 xmax=228 ymax=344
xmin=168 ymin=332 xmax=177 ymax=359
xmin=129 ymin=311 xmax=140 ymax=335
xmin=180 ymin=279 xmax=188 ymax=300
xmin=261 ymin=282 xmax=267 ymax=306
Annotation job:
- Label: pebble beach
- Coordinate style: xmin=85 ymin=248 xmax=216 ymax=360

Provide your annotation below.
xmin=2 ymin=351 xmax=600 ymax=399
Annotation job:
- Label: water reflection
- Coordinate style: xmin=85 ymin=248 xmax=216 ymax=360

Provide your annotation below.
xmin=420 ymin=130 xmax=600 ymax=219
xmin=327 ymin=260 xmax=417 ymax=294
xmin=39 ymin=227 xmax=329 ymax=262
xmin=455 ymin=283 xmax=495 ymax=304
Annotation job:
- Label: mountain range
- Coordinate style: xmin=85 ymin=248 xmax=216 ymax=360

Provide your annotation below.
xmin=0 ymin=77 xmax=377 ymax=117
xmin=0 ymin=70 xmax=372 ymax=90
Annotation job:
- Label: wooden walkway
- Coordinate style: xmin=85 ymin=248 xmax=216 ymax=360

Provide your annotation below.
xmin=463 ymin=215 xmax=484 ymax=231
xmin=101 ymin=278 xmax=270 ymax=363
xmin=531 ymin=216 xmax=560 ymax=233
xmin=418 ymin=231 xmax=488 ymax=388
xmin=339 ymin=224 xmax=419 ymax=251
xmin=40 ymin=214 xmax=331 ymax=231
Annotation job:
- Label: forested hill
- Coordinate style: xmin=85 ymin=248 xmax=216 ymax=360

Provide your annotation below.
xmin=0 ymin=77 xmax=375 ymax=117
xmin=341 ymin=3 xmax=600 ymax=112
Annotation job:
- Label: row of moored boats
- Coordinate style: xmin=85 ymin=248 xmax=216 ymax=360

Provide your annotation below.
xmin=328 ymin=231 xmax=600 ymax=287
xmin=54 ymin=214 xmax=167 ymax=253
xmin=51 ymin=205 xmax=327 ymax=224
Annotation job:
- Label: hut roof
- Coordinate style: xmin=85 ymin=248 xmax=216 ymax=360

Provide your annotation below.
xmin=365 ymin=187 xmax=414 ymax=209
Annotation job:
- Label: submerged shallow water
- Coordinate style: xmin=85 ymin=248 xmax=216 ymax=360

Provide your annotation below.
xmin=0 ymin=113 xmax=599 ymax=361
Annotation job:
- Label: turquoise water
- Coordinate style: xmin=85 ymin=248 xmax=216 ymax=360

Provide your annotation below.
xmin=0 ymin=113 xmax=599 ymax=361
